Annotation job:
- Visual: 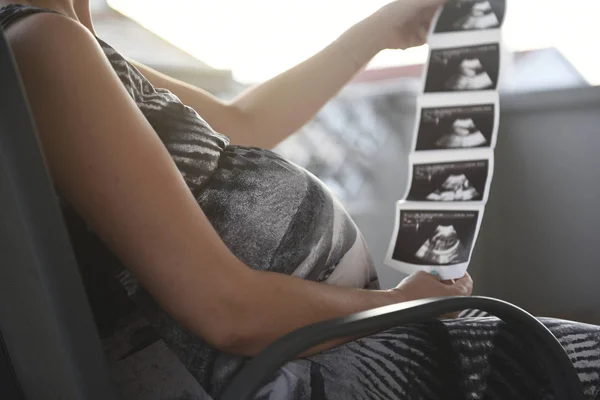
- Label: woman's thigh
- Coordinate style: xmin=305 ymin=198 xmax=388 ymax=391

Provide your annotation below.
xmin=253 ymin=317 xmax=600 ymax=400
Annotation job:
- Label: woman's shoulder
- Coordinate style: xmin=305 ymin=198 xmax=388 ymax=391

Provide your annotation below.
xmin=0 ymin=3 xmax=60 ymax=30
xmin=3 ymin=9 xmax=138 ymax=137
xmin=1 ymin=5 xmax=125 ymax=73
xmin=4 ymin=8 xmax=100 ymax=72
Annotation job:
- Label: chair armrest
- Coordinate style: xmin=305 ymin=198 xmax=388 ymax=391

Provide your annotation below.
xmin=221 ymin=296 xmax=583 ymax=400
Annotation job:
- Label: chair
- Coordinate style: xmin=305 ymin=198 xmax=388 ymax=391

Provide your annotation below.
xmin=0 ymin=29 xmax=585 ymax=400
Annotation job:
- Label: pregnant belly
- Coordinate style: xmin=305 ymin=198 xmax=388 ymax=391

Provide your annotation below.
xmin=196 ymin=145 xmax=375 ymax=285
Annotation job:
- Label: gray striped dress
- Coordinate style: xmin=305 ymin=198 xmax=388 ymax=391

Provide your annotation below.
xmin=2 ymin=4 xmax=600 ymax=399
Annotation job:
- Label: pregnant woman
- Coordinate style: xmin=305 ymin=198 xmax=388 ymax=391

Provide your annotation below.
xmin=2 ymin=0 xmax=599 ymax=399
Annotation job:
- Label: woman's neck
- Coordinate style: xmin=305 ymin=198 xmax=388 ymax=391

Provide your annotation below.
xmin=0 ymin=0 xmax=95 ymax=34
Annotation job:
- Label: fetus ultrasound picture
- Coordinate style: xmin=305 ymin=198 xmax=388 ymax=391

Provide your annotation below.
xmin=434 ymin=0 xmax=506 ymax=33
xmin=407 ymin=160 xmax=489 ymax=202
xmin=425 ymin=44 xmax=499 ymax=93
xmin=415 ymin=103 xmax=495 ymax=151
xmin=392 ymin=210 xmax=479 ymax=266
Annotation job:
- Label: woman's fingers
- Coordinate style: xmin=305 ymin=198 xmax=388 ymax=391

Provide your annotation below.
xmin=422 ymin=5 xmax=441 ymax=23
xmin=414 ymin=5 xmax=442 ymax=45
xmin=439 ymin=273 xmax=472 ymax=319
xmin=445 ymin=273 xmax=473 ymax=296
xmin=417 ymin=22 xmax=430 ymax=43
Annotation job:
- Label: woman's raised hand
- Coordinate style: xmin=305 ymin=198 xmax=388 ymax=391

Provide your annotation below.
xmin=363 ymin=0 xmax=449 ymax=51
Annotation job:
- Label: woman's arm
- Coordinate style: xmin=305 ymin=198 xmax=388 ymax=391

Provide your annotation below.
xmin=131 ymin=0 xmax=446 ymax=149
xmin=7 ymin=11 xmax=467 ymax=357
xmin=129 ymin=20 xmax=376 ymax=149
xmin=222 ymin=20 xmax=379 ymax=149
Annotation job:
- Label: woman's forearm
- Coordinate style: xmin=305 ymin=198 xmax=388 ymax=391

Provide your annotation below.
xmin=204 ymin=261 xmax=471 ymax=357
xmin=214 ymin=268 xmax=404 ymax=357
xmin=230 ymin=18 xmax=383 ymax=149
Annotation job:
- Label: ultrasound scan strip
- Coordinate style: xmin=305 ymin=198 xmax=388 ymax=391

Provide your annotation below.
xmin=385 ymin=0 xmax=506 ymax=279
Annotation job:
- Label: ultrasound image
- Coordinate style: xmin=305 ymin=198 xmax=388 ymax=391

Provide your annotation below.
xmin=392 ymin=209 xmax=479 ymax=266
xmin=415 ymin=104 xmax=495 ymax=151
xmin=425 ymin=44 xmax=500 ymax=93
xmin=434 ymin=0 xmax=506 ymax=33
xmin=407 ymin=160 xmax=489 ymax=202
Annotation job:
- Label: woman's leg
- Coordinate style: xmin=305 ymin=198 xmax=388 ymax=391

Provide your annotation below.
xmin=254 ymin=317 xmax=600 ymax=400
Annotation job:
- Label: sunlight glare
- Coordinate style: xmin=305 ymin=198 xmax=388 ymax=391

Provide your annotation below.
xmin=107 ymin=0 xmax=599 ymax=85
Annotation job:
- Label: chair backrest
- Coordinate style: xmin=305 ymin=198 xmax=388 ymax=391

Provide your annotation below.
xmin=0 ymin=29 xmax=117 ymax=400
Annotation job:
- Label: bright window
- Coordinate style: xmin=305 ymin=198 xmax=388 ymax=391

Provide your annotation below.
xmin=107 ymin=0 xmax=598 ymax=84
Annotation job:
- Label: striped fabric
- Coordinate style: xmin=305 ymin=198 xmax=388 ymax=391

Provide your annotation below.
xmin=2 ymin=4 xmax=600 ymax=399
xmin=99 ymin=40 xmax=230 ymax=192
xmin=241 ymin=316 xmax=600 ymax=399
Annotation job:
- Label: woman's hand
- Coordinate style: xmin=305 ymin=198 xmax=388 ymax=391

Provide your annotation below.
xmin=365 ymin=0 xmax=449 ymax=51
xmin=393 ymin=271 xmax=473 ymax=319
xmin=394 ymin=271 xmax=473 ymax=301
